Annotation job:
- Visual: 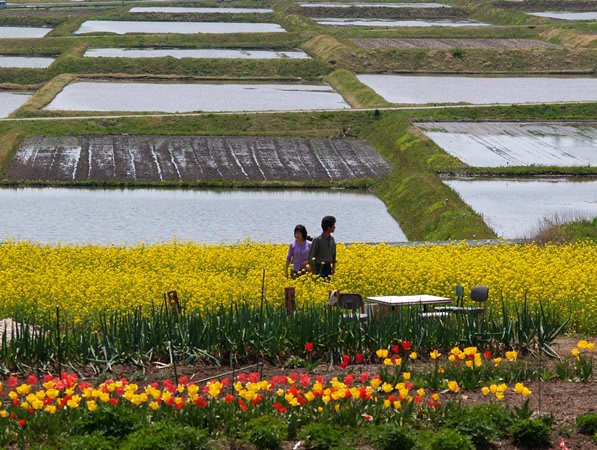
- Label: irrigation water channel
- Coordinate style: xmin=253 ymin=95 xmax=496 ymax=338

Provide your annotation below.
xmin=0 ymin=92 xmax=32 ymax=118
xmin=0 ymin=188 xmax=407 ymax=244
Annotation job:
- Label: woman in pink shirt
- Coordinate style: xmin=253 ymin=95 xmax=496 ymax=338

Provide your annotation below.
xmin=285 ymin=224 xmax=312 ymax=279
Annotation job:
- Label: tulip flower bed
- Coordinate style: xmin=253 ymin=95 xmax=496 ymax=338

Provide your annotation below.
xmin=0 ymin=341 xmax=595 ymax=450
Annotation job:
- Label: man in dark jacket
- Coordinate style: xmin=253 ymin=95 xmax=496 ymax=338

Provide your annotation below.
xmin=308 ymin=215 xmax=336 ymax=279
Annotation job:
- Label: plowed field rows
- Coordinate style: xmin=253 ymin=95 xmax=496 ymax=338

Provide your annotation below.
xmin=6 ymin=135 xmax=391 ymax=182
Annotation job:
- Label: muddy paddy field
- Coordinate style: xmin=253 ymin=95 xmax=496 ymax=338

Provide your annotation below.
xmin=5 ymin=135 xmax=391 ymax=182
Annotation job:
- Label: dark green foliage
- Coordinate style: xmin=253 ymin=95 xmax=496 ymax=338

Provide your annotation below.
xmin=451 ymin=48 xmax=464 ymax=58
xmin=73 ymin=406 xmax=142 ymax=438
xmin=428 ymin=428 xmax=475 ymax=450
xmin=444 ymin=403 xmax=513 ymax=448
xmin=299 ymin=423 xmax=342 ymax=450
xmin=61 ymin=433 xmax=120 ymax=450
xmin=246 ymin=416 xmax=287 ymax=450
xmin=510 ymin=417 xmax=553 ymax=448
xmin=369 ymin=424 xmax=416 ymax=450
xmin=576 ymin=412 xmax=597 ymax=436
xmin=120 ymin=423 xmax=210 ymax=450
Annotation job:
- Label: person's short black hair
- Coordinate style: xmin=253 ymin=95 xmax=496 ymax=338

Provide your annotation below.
xmin=321 ymin=215 xmax=336 ymax=231
xmin=294 ymin=224 xmax=308 ymax=241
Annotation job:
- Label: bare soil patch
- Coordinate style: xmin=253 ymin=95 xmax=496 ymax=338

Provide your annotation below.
xmin=352 ymin=38 xmax=561 ymax=49
xmin=5 ymin=135 xmax=391 ymax=183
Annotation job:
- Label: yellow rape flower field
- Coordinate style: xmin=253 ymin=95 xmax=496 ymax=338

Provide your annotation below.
xmin=0 ymin=241 xmax=595 ymax=333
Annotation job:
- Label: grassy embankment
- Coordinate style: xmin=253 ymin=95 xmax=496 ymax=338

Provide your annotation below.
xmin=530 ymin=218 xmax=597 ymax=244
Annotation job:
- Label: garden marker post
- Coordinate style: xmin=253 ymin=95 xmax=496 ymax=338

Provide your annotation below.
xmin=55 ymin=306 xmax=61 ymax=375
xmin=285 ymin=287 xmax=296 ymax=316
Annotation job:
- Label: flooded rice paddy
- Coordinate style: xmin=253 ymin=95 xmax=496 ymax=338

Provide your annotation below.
xmin=445 ymin=179 xmax=597 ymax=239
xmin=314 ymin=18 xmax=488 ymax=26
xmin=418 ymin=122 xmax=597 ymax=167
xmin=84 ymin=48 xmax=311 ymax=59
xmin=299 ymin=2 xmax=448 ymax=8
xmin=0 ymin=26 xmax=52 ymax=38
xmin=74 ymin=20 xmax=286 ymax=34
xmin=0 ymin=188 xmax=407 ymax=244
xmin=351 ymin=38 xmax=559 ymax=49
xmin=0 ymin=56 xmax=55 ymax=68
xmin=0 ymin=92 xmax=31 ymax=118
xmin=528 ymin=11 xmax=597 ymax=20
xmin=129 ymin=6 xmax=273 ymax=13
xmin=356 ymin=75 xmax=597 ymax=104
xmin=45 ymin=81 xmax=350 ymax=112
xmin=45 ymin=81 xmax=349 ymax=112
xmin=6 ymin=135 xmax=391 ymax=182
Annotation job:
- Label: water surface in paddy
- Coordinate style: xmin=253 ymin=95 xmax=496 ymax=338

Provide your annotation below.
xmin=0 ymin=92 xmax=31 ymax=118
xmin=0 ymin=188 xmax=407 ymax=244
xmin=314 ymin=18 xmax=488 ymax=26
xmin=0 ymin=56 xmax=55 ymax=68
xmin=45 ymin=81 xmax=350 ymax=112
xmin=74 ymin=20 xmax=286 ymax=34
xmin=300 ymin=2 xmax=448 ymax=8
xmin=357 ymin=75 xmax=597 ymax=104
xmin=528 ymin=11 xmax=597 ymax=20
xmin=418 ymin=122 xmax=597 ymax=167
xmin=129 ymin=6 xmax=273 ymax=13
xmin=84 ymin=48 xmax=311 ymax=59
xmin=0 ymin=26 xmax=52 ymax=38
xmin=445 ymin=179 xmax=597 ymax=239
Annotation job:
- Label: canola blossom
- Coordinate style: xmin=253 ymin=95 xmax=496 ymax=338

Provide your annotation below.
xmin=0 ymin=241 xmax=595 ymax=332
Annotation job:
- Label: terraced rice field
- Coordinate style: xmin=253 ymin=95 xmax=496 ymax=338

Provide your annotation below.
xmin=0 ymin=26 xmax=52 ymax=38
xmin=417 ymin=122 xmax=597 ymax=167
xmin=44 ymin=81 xmax=350 ymax=112
xmin=74 ymin=21 xmax=286 ymax=34
xmin=0 ymin=92 xmax=32 ymax=118
xmin=351 ymin=38 xmax=560 ymax=49
xmin=6 ymin=135 xmax=391 ymax=182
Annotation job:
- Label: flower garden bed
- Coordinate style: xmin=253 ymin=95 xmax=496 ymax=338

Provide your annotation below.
xmin=0 ymin=340 xmax=595 ymax=449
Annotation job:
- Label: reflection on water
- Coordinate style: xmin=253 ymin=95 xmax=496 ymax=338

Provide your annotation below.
xmin=84 ymin=48 xmax=311 ymax=59
xmin=528 ymin=11 xmax=597 ymax=20
xmin=0 ymin=26 xmax=52 ymax=38
xmin=418 ymin=122 xmax=597 ymax=167
xmin=0 ymin=188 xmax=407 ymax=244
xmin=445 ymin=179 xmax=597 ymax=239
xmin=0 ymin=92 xmax=31 ymax=118
xmin=74 ymin=20 xmax=286 ymax=34
xmin=314 ymin=18 xmax=488 ymax=26
xmin=357 ymin=74 xmax=597 ymax=104
xmin=45 ymin=81 xmax=350 ymax=112
xmin=0 ymin=56 xmax=55 ymax=68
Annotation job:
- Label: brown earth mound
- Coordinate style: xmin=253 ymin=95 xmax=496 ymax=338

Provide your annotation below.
xmin=352 ymin=38 xmax=561 ymax=49
xmin=5 ymin=135 xmax=391 ymax=182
